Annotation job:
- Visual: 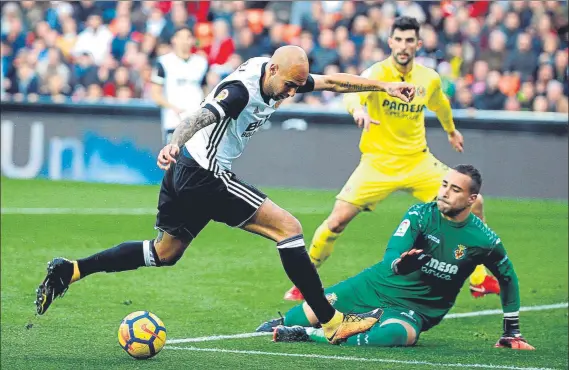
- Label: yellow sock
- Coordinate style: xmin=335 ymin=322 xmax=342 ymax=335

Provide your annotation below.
xmin=320 ymin=310 xmax=343 ymax=338
xmin=308 ymin=221 xmax=341 ymax=268
xmin=71 ymin=261 xmax=81 ymax=283
xmin=470 ymin=264 xmax=488 ymax=285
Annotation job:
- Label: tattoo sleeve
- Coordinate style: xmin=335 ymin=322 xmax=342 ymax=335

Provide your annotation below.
xmin=170 ymin=108 xmax=218 ymax=147
xmin=335 ymin=81 xmax=384 ymax=93
xmin=318 ymin=73 xmax=386 ymax=93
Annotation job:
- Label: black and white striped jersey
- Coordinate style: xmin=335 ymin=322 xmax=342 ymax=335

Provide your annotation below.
xmin=184 ymin=57 xmax=314 ymax=173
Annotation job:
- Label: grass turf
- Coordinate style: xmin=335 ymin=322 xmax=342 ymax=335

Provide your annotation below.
xmin=1 ymin=178 xmax=567 ymax=369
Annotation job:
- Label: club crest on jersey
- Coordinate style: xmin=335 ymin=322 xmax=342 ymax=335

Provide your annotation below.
xmin=416 ymin=86 xmax=426 ymax=97
xmin=454 ymin=245 xmax=466 ymax=260
xmin=326 ymin=293 xmax=338 ymax=305
xmin=215 ymin=89 xmax=229 ymax=102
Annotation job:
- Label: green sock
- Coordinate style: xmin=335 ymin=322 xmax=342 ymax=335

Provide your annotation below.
xmin=284 ymin=304 xmax=311 ymax=327
xmin=306 ymin=328 xmax=328 ymax=343
xmin=345 ymin=323 xmax=408 ymax=347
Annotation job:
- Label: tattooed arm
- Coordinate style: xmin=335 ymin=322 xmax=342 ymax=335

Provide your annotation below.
xmin=157 ymin=81 xmax=250 ymax=170
xmin=170 ymin=108 xmax=217 ymax=147
xmin=310 ymin=74 xmax=415 ymax=102
xmin=157 ymin=108 xmax=218 ymax=170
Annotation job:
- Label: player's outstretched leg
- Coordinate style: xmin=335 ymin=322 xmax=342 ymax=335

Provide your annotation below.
xmin=35 ymin=257 xmax=75 ymax=315
xmin=242 ymin=199 xmax=379 ymax=343
xmin=35 ymin=233 xmax=188 ymax=315
xmin=284 ymin=200 xmax=360 ymax=301
xmin=274 ymin=320 xmax=413 ymax=347
xmin=271 ymin=303 xmax=415 ymax=347
xmin=256 ymin=313 xmax=285 ymax=332
xmin=273 ymin=325 xmax=311 ymax=342
xmin=257 ymin=298 xmax=324 ymax=333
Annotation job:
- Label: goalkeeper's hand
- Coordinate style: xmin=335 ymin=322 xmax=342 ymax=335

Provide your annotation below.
xmin=494 ymin=314 xmax=535 ymax=350
xmin=495 ymin=332 xmax=535 ymax=350
xmin=391 ymin=249 xmax=432 ymax=275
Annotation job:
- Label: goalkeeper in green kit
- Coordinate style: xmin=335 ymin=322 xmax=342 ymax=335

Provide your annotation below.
xmin=257 ymin=165 xmax=535 ymax=350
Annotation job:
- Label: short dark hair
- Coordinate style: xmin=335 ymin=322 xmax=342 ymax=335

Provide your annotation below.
xmin=173 ymin=25 xmax=193 ymax=37
xmin=453 ymin=164 xmax=482 ymax=194
xmin=391 ymin=16 xmax=421 ymax=37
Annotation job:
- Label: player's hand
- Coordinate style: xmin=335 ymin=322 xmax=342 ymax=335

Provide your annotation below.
xmin=383 ymin=82 xmax=415 ymax=103
xmin=494 ymin=333 xmax=535 ymax=350
xmin=352 ymin=107 xmax=380 ymax=132
xmin=157 ymin=144 xmax=180 ymax=171
xmin=448 ymin=130 xmax=464 ymax=152
xmin=392 ymin=249 xmax=432 ymax=275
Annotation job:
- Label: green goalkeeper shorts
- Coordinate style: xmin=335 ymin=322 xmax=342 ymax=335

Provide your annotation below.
xmin=323 ymin=272 xmax=424 ymax=336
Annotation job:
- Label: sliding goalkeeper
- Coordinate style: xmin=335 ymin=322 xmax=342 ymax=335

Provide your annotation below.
xmin=257 ymin=165 xmax=534 ymax=350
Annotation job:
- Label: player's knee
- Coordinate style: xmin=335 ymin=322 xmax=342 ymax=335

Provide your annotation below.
xmin=472 ymin=193 xmax=485 ymax=218
xmin=327 ymin=218 xmax=344 ymax=233
xmin=281 ymin=215 xmax=303 ymax=239
xmin=327 ymin=214 xmax=351 ymax=233
xmin=327 ymin=201 xmax=359 ymax=233
xmin=302 ymin=302 xmax=319 ymax=326
xmin=157 ymin=253 xmax=183 ymax=267
xmin=405 ymin=330 xmax=417 ymax=346
xmin=153 ymin=238 xmax=188 ymax=267
xmin=381 ymin=319 xmax=417 ymax=346
xmin=474 ymin=193 xmax=484 ymax=208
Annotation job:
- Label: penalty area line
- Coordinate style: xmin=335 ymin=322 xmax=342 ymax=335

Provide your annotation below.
xmin=168 ymin=302 xmax=568 ymax=344
xmin=166 ymin=346 xmax=556 ymax=370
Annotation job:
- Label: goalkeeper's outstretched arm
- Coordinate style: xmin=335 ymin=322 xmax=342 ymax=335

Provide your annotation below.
xmin=484 ymin=242 xmax=535 ymax=350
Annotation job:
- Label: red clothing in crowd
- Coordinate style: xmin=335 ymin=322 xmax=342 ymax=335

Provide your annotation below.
xmin=202 ymin=38 xmax=235 ymax=65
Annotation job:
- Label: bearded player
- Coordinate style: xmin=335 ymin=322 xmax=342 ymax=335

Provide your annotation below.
xmin=264 ymin=165 xmax=534 ymax=351
xmin=284 ymin=16 xmax=498 ymax=301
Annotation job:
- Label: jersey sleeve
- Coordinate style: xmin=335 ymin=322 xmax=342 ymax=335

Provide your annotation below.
xmin=151 ymin=61 xmax=166 ymax=85
xmin=426 ymin=74 xmax=456 ymax=133
xmin=482 ymin=239 xmax=520 ymax=314
xmin=296 ymin=74 xmax=315 ymax=93
xmin=203 ymin=81 xmax=250 ymax=121
xmin=382 ymin=204 xmax=425 ymax=266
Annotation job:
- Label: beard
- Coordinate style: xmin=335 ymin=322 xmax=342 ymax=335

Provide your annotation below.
xmin=437 ymin=198 xmax=469 ymax=217
xmin=440 ymin=204 xmax=468 ymax=218
xmin=395 ymin=53 xmax=413 ymax=66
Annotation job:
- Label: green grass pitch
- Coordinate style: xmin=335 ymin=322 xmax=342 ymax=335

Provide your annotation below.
xmin=1 ymin=178 xmax=567 ymax=369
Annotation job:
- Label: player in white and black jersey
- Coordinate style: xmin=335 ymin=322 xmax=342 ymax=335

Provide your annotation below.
xmin=36 ymin=46 xmax=415 ymax=344
xmin=151 ymin=26 xmax=208 ymax=144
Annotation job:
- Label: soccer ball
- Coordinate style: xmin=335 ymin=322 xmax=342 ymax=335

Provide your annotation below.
xmin=118 ymin=311 xmax=167 ymax=359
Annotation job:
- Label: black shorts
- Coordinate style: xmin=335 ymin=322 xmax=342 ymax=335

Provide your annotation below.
xmin=155 ymin=147 xmax=267 ymax=242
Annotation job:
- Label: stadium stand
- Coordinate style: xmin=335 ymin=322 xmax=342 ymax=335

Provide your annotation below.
xmin=1 ymin=0 xmax=567 ymax=112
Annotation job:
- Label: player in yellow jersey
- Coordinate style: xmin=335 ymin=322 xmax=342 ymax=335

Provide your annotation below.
xmin=284 ymin=16 xmax=500 ymax=301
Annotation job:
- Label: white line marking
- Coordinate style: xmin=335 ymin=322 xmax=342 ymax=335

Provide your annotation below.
xmin=166 ymin=346 xmax=557 ymax=370
xmin=169 ymin=332 xmax=272 ymax=343
xmin=0 ymin=207 xmax=332 ymax=215
xmin=168 ymin=302 xmax=568 ymax=344
xmin=444 ymin=302 xmax=568 ymax=319
xmin=0 ymin=207 xmax=157 ymax=215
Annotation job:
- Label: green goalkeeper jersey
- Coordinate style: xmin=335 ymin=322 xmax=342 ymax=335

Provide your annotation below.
xmin=363 ymin=202 xmax=520 ymax=330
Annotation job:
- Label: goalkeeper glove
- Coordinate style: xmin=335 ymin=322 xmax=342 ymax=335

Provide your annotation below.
xmin=494 ymin=313 xmax=535 ymax=350
xmin=391 ymin=248 xmax=432 ymax=275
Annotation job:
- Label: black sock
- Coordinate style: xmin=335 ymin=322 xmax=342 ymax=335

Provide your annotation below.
xmin=77 ymin=240 xmax=159 ymax=278
xmin=277 ymin=235 xmax=335 ymax=324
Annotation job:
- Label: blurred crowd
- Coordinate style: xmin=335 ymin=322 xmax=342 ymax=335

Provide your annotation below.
xmin=1 ymin=0 xmax=568 ymax=112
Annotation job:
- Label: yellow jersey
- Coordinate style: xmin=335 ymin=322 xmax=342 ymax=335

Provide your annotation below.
xmin=344 ymin=57 xmax=455 ymax=170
